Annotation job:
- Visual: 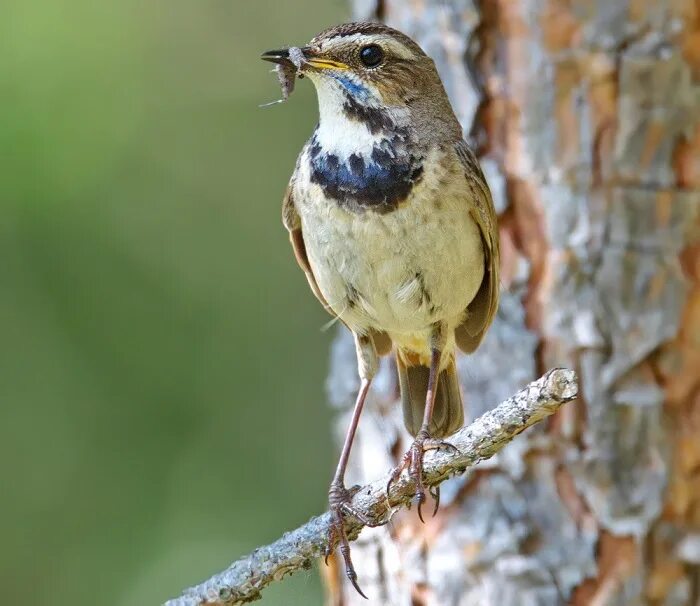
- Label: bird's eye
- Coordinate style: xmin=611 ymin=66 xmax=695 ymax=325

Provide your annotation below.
xmin=359 ymin=44 xmax=384 ymax=68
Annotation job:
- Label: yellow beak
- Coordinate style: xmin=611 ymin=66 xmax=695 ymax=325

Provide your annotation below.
xmin=304 ymin=57 xmax=349 ymax=71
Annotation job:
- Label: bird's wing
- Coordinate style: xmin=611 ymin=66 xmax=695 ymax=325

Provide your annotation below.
xmin=282 ymin=180 xmax=331 ymax=312
xmin=282 ymin=173 xmax=392 ymax=355
xmin=453 ymin=140 xmax=500 ymax=353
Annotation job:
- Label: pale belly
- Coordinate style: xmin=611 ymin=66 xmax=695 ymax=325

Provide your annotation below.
xmin=300 ymin=192 xmax=485 ymax=351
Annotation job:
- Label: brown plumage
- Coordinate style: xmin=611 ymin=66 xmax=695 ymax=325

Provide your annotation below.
xmin=265 ymin=21 xmax=499 ymax=597
xmin=282 ymin=141 xmax=500 ymax=436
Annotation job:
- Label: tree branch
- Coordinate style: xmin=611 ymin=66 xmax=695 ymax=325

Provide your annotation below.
xmin=165 ymin=368 xmax=578 ymax=606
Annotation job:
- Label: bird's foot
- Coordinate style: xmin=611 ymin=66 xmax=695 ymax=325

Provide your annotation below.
xmin=324 ymin=482 xmax=382 ymax=599
xmin=386 ymin=430 xmax=460 ymax=522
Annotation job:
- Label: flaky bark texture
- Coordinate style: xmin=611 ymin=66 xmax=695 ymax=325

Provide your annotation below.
xmin=330 ymin=1 xmax=700 ymax=604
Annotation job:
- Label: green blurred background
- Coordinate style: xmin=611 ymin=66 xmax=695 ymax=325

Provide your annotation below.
xmin=1 ymin=1 xmax=347 ymax=604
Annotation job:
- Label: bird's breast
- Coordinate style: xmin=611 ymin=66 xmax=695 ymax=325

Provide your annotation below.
xmin=294 ymin=145 xmax=485 ymax=341
xmin=308 ymin=131 xmax=423 ymax=214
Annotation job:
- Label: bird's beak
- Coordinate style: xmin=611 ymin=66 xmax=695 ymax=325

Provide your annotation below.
xmin=261 ymin=47 xmax=349 ymax=71
xmin=261 ymin=48 xmax=295 ymax=67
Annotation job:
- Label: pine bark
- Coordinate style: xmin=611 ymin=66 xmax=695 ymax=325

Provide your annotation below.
xmin=326 ymin=1 xmax=700 ymax=604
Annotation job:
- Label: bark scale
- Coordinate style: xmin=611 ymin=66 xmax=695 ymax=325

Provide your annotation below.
xmin=327 ymin=1 xmax=700 ymax=604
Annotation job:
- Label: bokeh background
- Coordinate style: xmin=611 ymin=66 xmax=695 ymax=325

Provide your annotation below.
xmin=1 ymin=1 xmax=348 ymax=604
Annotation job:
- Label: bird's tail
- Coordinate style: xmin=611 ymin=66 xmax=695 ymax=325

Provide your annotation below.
xmin=396 ymin=350 xmax=464 ymax=438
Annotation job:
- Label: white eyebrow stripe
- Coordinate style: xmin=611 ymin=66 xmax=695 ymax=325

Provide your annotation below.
xmin=383 ymin=38 xmax=415 ymax=60
xmin=324 ymin=33 xmax=415 ymax=60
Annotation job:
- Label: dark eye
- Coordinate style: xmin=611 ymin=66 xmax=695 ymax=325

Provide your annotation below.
xmin=359 ymin=44 xmax=384 ymax=68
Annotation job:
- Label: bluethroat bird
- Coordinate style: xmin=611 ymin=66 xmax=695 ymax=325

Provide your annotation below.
xmin=262 ymin=22 xmax=499 ymax=597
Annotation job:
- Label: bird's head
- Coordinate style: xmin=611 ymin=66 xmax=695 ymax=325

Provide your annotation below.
xmin=262 ymin=22 xmax=461 ymax=145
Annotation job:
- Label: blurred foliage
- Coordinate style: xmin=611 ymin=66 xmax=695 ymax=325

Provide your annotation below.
xmin=0 ymin=1 xmax=346 ymax=604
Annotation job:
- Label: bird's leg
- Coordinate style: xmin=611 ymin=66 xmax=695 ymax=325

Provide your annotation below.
xmin=387 ymin=323 xmax=458 ymax=521
xmin=325 ymin=333 xmax=381 ymax=599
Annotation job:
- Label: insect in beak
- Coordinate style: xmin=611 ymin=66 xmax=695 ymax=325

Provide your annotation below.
xmin=261 ymin=47 xmax=348 ymax=71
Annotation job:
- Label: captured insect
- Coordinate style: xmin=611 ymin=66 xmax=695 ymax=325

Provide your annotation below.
xmin=260 ymin=46 xmax=306 ymax=107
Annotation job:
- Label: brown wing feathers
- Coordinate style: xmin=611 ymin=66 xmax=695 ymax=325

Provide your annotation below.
xmin=454 ymin=140 xmax=500 ymax=353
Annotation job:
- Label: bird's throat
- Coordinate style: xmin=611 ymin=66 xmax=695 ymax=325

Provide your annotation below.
xmin=309 ymin=101 xmax=423 ymax=214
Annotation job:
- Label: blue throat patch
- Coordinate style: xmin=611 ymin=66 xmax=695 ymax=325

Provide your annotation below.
xmin=331 ymin=74 xmax=370 ymax=100
xmin=309 ymin=134 xmax=424 ymax=214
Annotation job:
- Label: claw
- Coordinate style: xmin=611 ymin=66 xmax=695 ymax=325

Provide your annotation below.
xmin=441 ymin=443 xmax=460 ymax=455
xmin=349 ymin=573 xmax=369 ymax=599
xmin=423 ymin=437 xmax=460 ymax=455
xmin=430 ymin=485 xmax=440 ymax=517
xmin=326 ymin=483 xmax=381 ymax=598
xmin=349 ymin=576 xmax=368 ymax=600
xmin=337 ymin=521 xmax=368 ymax=599
xmin=388 ymin=433 xmax=451 ymax=523
xmin=386 ymin=452 xmax=410 ymax=502
xmin=344 ymin=554 xmax=368 ymax=600
xmin=340 ymin=502 xmax=384 ymax=528
xmin=438 ymin=441 xmax=460 ymax=455
xmin=324 ymin=522 xmax=337 ymax=566
xmin=386 ymin=475 xmax=398 ymax=502
xmin=417 ymin=493 xmax=426 ymax=524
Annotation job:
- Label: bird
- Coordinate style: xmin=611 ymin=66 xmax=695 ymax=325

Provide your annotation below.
xmin=262 ymin=22 xmax=499 ymax=597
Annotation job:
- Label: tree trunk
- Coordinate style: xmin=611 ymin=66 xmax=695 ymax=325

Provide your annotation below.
xmin=325 ymin=1 xmax=700 ymax=604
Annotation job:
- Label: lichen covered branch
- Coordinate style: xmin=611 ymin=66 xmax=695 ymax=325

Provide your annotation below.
xmin=165 ymin=369 xmax=578 ymax=606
